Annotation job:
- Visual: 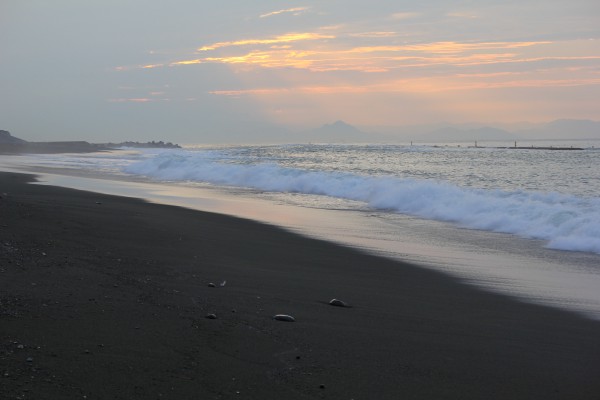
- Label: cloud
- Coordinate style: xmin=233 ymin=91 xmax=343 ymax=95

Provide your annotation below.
xmin=396 ymin=41 xmax=550 ymax=54
xmin=199 ymin=40 xmax=549 ymax=71
xmin=138 ymin=38 xmax=578 ymax=76
xmin=170 ymin=59 xmax=203 ymax=66
xmin=197 ymin=32 xmax=334 ymax=52
xmin=259 ymin=7 xmax=309 ymax=19
xmin=349 ymin=31 xmax=398 ymax=38
xmin=142 ymin=64 xmax=164 ymax=69
xmin=208 ymin=74 xmax=600 ymax=98
xmin=447 ymin=11 xmax=479 ymax=19
xmin=390 ymin=12 xmax=420 ymax=20
xmin=122 ymin=34 xmax=593 ymax=79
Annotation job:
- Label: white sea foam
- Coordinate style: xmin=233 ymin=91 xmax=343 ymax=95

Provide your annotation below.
xmin=123 ymin=151 xmax=600 ymax=254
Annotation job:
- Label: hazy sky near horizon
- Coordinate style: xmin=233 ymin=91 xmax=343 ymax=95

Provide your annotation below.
xmin=1 ymin=1 xmax=599 ymax=143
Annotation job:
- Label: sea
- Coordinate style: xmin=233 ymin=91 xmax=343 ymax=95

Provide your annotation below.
xmin=2 ymin=139 xmax=600 ymax=319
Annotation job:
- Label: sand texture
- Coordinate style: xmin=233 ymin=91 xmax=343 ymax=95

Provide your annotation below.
xmin=1 ymin=171 xmax=599 ymax=399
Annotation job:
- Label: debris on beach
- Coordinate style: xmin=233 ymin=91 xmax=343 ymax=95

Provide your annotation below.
xmin=273 ymin=314 xmax=295 ymax=322
xmin=220 ymin=280 xmax=227 ymax=287
xmin=329 ymin=298 xmax=348 ymax=307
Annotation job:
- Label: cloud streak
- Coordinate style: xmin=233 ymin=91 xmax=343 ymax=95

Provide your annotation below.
xmin=209 ymin=75 xmax=600 ymax=97
xmin=259 ymin=7 xmax=309 ymax=18
xmin=197 ymin=32 xmax=332 ymax=52
xmin=390 ymin=12 xmax=421 ymax=20
xmin=164 ymin=38 xmax=556 ymax=73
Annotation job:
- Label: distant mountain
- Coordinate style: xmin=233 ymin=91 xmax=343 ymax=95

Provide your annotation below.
xmin=0 ymin=130 xmax=27 ymax=144
xmin=303 ymin=121 xmax=373 ymax=143
xmin=418 ymin=126 xmax=517 ymax=142
xmin=517 ymin=119 xmax=600 ymax=139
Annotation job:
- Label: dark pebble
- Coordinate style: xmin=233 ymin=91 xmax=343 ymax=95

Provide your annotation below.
xmin=273 ymin=314 xmax=295 ymax=322
xmin=329 ymin=298 xmax=348 ymax=307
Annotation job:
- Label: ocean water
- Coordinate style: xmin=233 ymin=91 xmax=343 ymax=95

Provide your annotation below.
xmin=2 ymin=141 xmax=600 ymax=318
xmin=121 ymin=143 xmax=600 ymax=253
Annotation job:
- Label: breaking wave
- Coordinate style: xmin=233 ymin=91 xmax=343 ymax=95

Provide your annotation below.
xmin=124 ymin=151 xmax=600 ymax=254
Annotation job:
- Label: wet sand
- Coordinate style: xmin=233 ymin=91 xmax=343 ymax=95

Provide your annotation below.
xmin=1 ymin=171 xmax=599 ymax=399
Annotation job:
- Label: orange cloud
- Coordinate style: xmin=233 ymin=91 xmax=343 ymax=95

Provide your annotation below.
xmin=119 ymin=33 xmax=597 ymax=104
xmin=189 ymin=39 xmax=552 ymax=72
xmin=170 ymin=59 xmax=203 ymax=66
xmin=399 ymin=41 xmax=550 ymax=54
xmin=169 ymin=41 xmax=547 ymax=73
xmin=197 ymin=32 xmax=334 ymax=51
xmin=142 ymin=63 xmax=164 ymax=69
xmin=349 ymin=31 xmax=398 ymax=38
xmin=208 ymin=73 xmax=600 ymax=98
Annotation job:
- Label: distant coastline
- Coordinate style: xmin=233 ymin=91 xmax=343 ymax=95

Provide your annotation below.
xmin=0 ymin=130 xmax=180 ymax=154
xmin=98 ymin=140 xmax=181 ymax=149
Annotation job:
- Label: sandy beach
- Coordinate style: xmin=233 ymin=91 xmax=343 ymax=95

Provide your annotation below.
xmin=1 ymin=171 xmax=599 ymax=399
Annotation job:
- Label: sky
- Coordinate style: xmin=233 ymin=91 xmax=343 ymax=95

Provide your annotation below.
xmin=1 ymin=0 xmax=599 ymax=143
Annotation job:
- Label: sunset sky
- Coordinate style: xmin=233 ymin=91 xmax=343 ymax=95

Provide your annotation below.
xmin=1 ymin=1 xmax=599 ymax=143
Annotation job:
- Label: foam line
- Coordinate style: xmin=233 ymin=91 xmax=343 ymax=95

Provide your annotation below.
xmin=124 ymin=151 xmax=600 ymax=254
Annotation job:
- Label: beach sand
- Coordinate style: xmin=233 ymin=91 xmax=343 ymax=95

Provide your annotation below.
xmin=1 ymin=171 xmax=599 ymax=399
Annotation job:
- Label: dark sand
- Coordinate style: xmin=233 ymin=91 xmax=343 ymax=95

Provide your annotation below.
xmin=1 ymin=171 xmax=599 ymax=399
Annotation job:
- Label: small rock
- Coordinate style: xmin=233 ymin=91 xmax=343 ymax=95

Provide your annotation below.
xmin=207 ymin=283 xmax=216 ymax=288
xmin=273 ymin=314 xmax=295 ymax=322
xmin=16 ymin=344 xmax=24 ymax=349
xmin=329 ymin=298 xmax=348 ymax=307
xmin=319 ymin=384 xmax=326 ymax=389
xmin=205 ymin=313 xmax=217 ymax=319
xmin=26 ymin=357 xmax=33 ymax=363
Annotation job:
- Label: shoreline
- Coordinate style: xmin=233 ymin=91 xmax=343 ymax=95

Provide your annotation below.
xmin=9 ymin=162 xmax=600 ymax=320
xmin=1 ymin=171 xmax=599 ymax=399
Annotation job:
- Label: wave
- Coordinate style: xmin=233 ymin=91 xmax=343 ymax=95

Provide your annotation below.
xmin=123 ymin=151 xmax=600 ymax=254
